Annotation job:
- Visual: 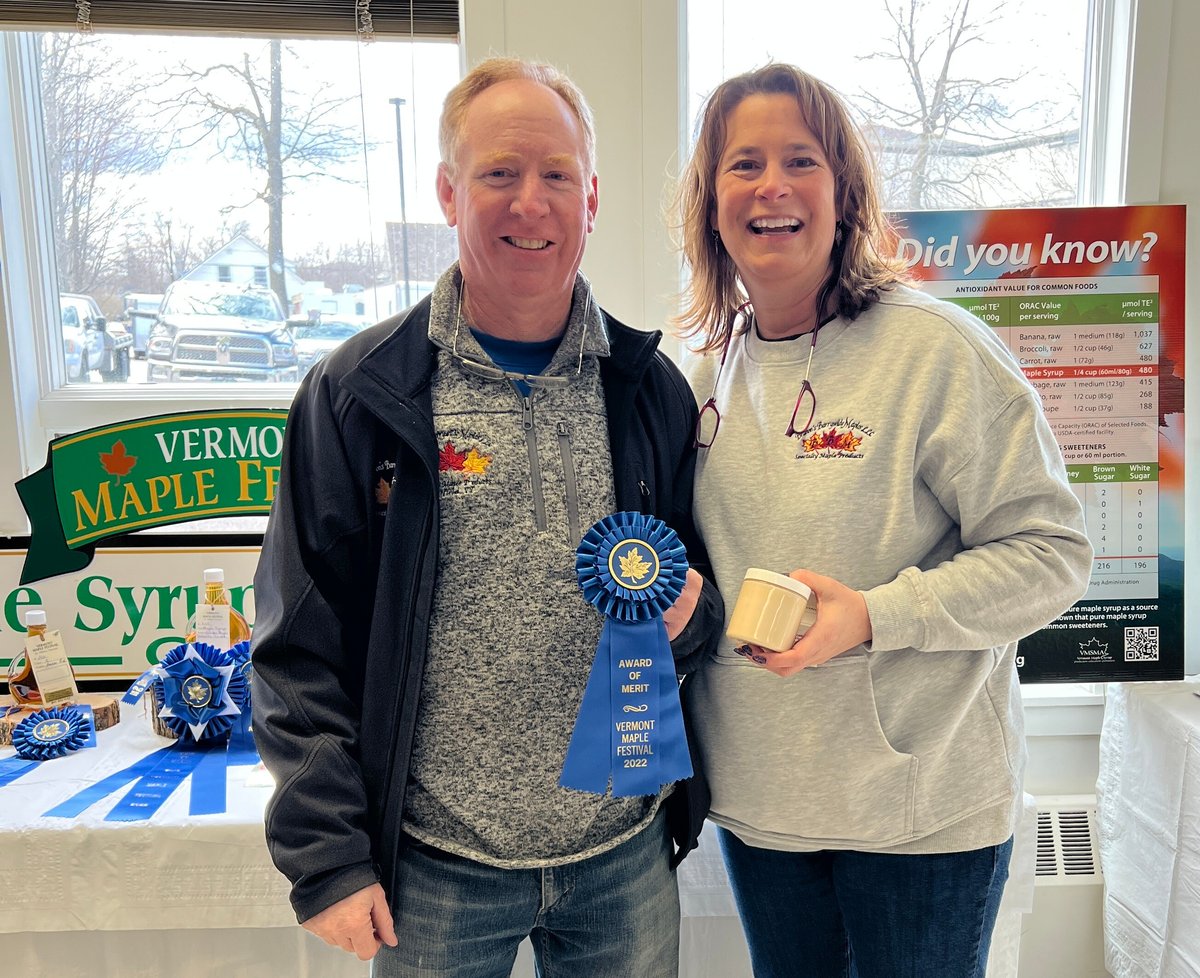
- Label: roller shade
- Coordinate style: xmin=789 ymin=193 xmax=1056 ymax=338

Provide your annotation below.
xmin=0 ymin=1 xmax=459 ymax=38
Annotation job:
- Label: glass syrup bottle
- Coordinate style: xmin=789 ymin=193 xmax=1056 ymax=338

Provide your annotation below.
xmin=185 ymin=568 xmax=252 ymax=651
xmin=7 ymin=609 xmax=53 ymax=706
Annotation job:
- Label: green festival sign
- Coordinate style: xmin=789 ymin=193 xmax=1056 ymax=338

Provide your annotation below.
xmin=17 ymin=410 xmax=288 ymax=584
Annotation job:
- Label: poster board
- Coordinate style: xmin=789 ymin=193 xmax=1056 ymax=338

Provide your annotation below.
xmin=893 ymin=205 xmax=1186 ymax=681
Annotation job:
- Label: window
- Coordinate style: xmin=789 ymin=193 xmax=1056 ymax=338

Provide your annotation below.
xmin=0 ymin=21 xmax=459 ymax=433
xmin=687 ymin=0 xmax=1097 ymax=210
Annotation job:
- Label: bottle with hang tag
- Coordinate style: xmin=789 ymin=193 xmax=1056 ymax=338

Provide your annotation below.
xmin=185 ymin=568 xmax=252 ymax=652
xmin=7 ymin=609 xmax=80 ymax=707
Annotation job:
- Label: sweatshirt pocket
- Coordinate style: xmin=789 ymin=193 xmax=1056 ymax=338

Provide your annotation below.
xmin=698 ymin=654 xmax=919 ymax=847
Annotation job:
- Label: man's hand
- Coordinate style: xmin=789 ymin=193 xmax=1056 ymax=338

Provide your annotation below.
xmin=663 ymin=568 xmax=703 ymax=641
xmin=302 ymin=882 xmax=398 ymax=961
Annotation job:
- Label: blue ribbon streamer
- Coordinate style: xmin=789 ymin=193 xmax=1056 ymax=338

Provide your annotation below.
xmin=188 ymin=741 xmax=229 ymax=816
xmin=103 ymin=746 xmax=210 ymax=822
xmin=44 ymin=746 xmax=178 ymax=818
xmin=560 ymin=512 xmax=693 ymax=797
xmin=0 ymin=758 xmax=41 ymax=788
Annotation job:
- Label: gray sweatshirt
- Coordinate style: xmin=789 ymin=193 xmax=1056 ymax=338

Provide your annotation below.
xmin=683 ymin=285 xmax=1092 ymax=854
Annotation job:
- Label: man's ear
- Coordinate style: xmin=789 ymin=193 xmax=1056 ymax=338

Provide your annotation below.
xmin=586 ymin=173 xmax=599 ymax=233
xmin=436 ymin=162 xmax=457 ymax=227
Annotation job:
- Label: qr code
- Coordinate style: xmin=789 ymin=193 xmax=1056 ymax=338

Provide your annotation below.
xmin=1124 ymin=626 xmax=1159 ymax=662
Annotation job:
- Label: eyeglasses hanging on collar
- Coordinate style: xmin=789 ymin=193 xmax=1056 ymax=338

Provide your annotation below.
xmin=694 ymin=307 xmax=835 ymax=449
xmin=447 ymin=277 xmax=591 ymax=390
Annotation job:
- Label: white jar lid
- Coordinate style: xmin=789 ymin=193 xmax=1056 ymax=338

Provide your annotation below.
xmin=742 ymin=567 xmax=812 ymax=600
xmin=203 ymin=568 xmax=225 ymax=583
xmin=25 ymin=609 xmax=47 ymax=626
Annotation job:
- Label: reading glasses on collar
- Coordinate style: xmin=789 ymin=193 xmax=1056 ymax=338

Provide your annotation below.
xmin=694 ymin=306 xmax=833 ymax=449
xmin=449 ymin=279 xmax=592 ymax=389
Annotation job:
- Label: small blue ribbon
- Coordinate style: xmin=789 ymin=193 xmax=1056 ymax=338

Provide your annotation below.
xmin=0 ymin=705 xmax=97 ymax=786
xmin=560 ymin=512 xmax=693 ymax=797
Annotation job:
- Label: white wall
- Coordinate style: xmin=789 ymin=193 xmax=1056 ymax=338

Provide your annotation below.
xmin=1157 ymin=0 xmax=1199 ymax=670
xmin=460 ymin=0 xmax=685 ymax=349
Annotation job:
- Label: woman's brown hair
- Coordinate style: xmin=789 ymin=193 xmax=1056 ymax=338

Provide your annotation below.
xmin=673 ymin=63 xmax=908 ymax=352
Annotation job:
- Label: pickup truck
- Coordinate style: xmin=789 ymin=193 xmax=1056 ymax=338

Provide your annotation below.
xmin=146 ymin=281 xmax=299 ymax=382
xmin=60 ymin=292 xmax=133 ymax=383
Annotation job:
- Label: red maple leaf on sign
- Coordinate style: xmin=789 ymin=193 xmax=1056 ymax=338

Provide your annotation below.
xmin=99 ymin=440 xmax=137 ymax=482
xmin=438 ymin=441 xmax=467 ymax=472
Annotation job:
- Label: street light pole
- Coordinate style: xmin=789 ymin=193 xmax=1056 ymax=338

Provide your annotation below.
xmin=389 ymin=96 xmax=412 ymax=308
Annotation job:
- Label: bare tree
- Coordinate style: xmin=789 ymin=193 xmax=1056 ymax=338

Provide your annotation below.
xmin=116 ymin=215 xmax=251 ymax=297
xmin=857 ymin=0 xmax=1078 ymax=208
xmin=295 ymin=240 xmax=390 ymax=296
xmin=39 ymin=33 xmax=166 ymax=295
xmin=158 ymin=40 xmax=361 ymax=311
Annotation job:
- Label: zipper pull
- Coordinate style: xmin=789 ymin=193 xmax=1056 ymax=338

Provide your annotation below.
xmin=556 ymin=420 xmax=572 ymax=442
xmin=639 ymin=479 xmax=650 ymax=499
xmin=522 ymin=396 xmax=534 ymax=431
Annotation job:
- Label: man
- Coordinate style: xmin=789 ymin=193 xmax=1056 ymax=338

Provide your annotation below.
xmin=252 ymin=57 xmax=722 ymax=977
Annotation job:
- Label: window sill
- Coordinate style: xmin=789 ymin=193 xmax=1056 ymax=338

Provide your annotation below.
xmin=1022 ymin=683 xmax=1107 ymax=737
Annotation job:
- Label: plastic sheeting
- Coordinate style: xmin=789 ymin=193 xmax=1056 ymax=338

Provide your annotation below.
xmin=1097 ymin=681 xmax=1200 ymax=978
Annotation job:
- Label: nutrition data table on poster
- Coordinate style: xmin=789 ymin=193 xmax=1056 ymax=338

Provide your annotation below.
xmin=928 ymin=276 xmax=1159 ymax=602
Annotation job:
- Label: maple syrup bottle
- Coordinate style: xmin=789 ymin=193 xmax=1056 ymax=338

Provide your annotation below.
xmin=7 ymin=609 xmax=49 ymax=706
xmin=185 ymin=568 xmax=252 ymax=651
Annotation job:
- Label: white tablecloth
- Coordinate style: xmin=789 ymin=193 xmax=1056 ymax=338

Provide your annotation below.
xmin=1097 ymin=681 xmax=1200 ymax=978
xmin=0 ymin=701 xmax=1031 ymax=977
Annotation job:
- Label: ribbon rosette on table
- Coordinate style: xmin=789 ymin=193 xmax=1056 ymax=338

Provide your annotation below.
xmin=150 ymin=642 xmax=249 ymax=744
xmin=0 ymin=705 xmax=97 ymax=787
xmin=12 ymin=706 xmax=93 ymax=760
xmin=560 ymin=511 xmax=693 ymax=797
xmin=41 ymin=642 xmax=257 ymax=822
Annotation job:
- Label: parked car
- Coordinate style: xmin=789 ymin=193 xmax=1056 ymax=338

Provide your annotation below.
xmin=60 ymin=293 xmax=133 ymax=383
xmin=293 ymin=317 xmax=372 ymax=377
xmin=146 ymin=281 xmax=299 ymax=382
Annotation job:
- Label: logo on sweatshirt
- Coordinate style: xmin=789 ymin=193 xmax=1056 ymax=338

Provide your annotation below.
xmin=373 ymin=458 xmax=395 ymax=512
xmin=438 ymin=440 xmax=493 ymax=476
xmin=794 ymin=417 xmax=874 ymax=460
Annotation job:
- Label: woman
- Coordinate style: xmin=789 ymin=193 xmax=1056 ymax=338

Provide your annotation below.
xmin=674 ymin=64 xmax=1092 ymax=978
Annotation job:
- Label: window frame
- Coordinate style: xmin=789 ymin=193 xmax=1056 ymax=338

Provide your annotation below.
xmin=0 ymin=0 xmax=1176 ymax=542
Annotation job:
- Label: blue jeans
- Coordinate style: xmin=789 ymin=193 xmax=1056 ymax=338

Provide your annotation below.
xmin=717 ymin=828 xmax=1013 ymax=978
xmin=372 ymin=809 xmax=680 ymax=978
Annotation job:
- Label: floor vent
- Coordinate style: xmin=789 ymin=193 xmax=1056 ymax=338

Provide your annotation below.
xmin=1034 ymin=800 xmax=1102 ymax=883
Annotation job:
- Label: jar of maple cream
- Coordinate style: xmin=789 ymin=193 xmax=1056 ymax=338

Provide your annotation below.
xmin=726 ymin=568 xmax=817 ymax=652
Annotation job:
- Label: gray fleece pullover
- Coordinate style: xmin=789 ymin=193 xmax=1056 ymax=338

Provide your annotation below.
xmin=401 ymin=265 xmax=660 ymax=866
xmin=683 ymin=285 xmax=1092 ymax=854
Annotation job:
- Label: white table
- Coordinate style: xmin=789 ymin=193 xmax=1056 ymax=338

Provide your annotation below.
xmin=0 ymin=702 xmax=1032 ymax=977
xmin=1097 ymin=681 xmax=1200 ymax=978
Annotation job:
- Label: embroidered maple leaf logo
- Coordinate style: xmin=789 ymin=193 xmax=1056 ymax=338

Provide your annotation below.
xmin=803 ymin=428 xmax=863 ymax=454
xmin=438 ymin=441 xmax=467 ymax=472
xmin=619 ymin=547 xmax=651 ymax=582
xmin=99 ymin=440 xmax=137 ymax=482
xmin=462 ymin=449 xmax=492 ymax=475
xmin=375 ymin=477 xmax=391 ymax=504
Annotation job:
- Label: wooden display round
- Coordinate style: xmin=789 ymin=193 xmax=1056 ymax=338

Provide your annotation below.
xmin=0 ymin=693 xmax=121 ymax=746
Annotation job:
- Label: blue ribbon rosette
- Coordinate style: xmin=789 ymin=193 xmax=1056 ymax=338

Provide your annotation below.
xmin=13 ymin=705 xmax=93 ymax=760
xmin=150 ymin=642 xmax=248 ymax=745
xmin=42 ymin=642 xmax=258 ymax=822
xmin=560 ymin=512 xmax=693 ymax=797
xmin=0 ymin=705 xmax=96 ymax=787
